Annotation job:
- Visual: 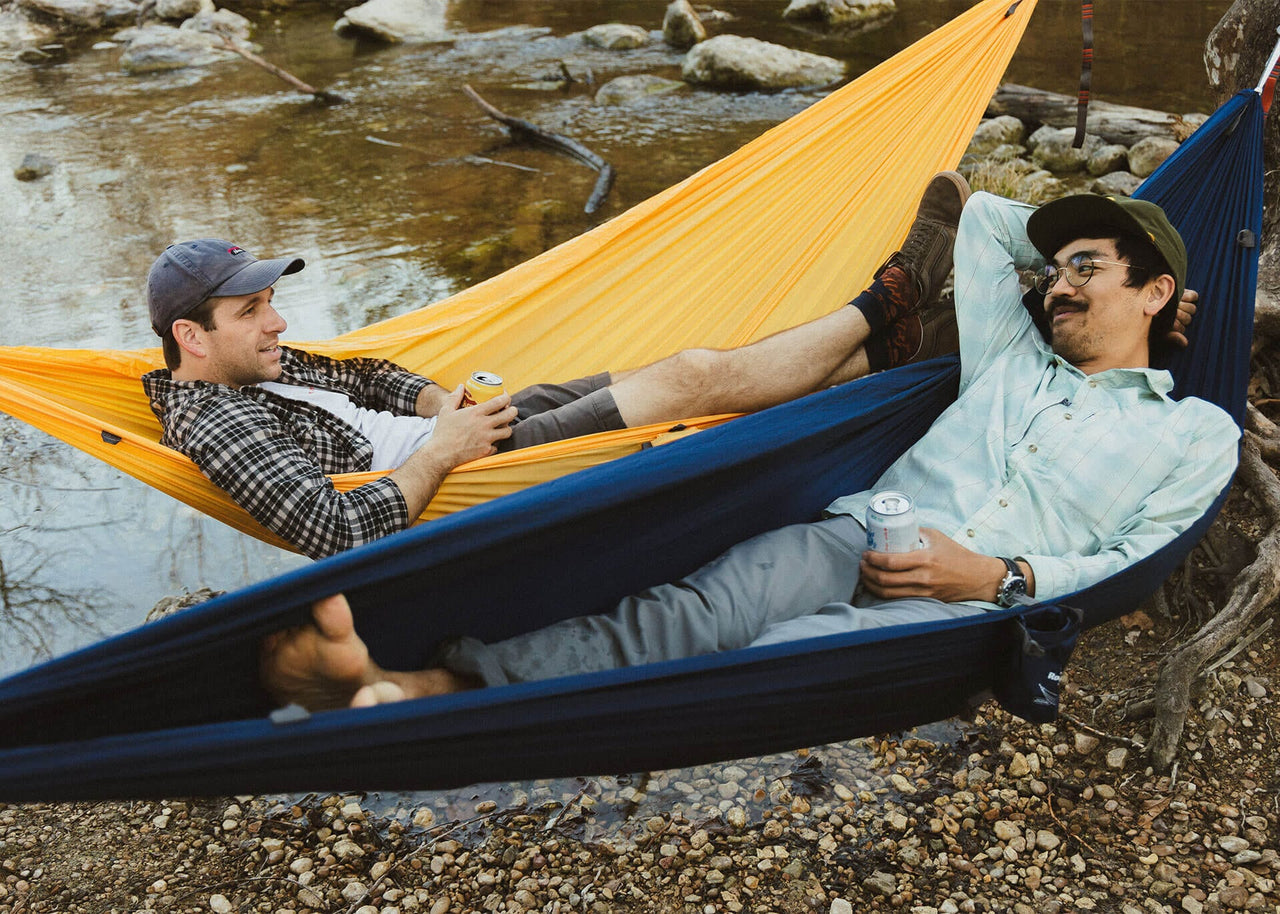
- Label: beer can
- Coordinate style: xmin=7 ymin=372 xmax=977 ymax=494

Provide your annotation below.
xmin=461 ymin=371 xmax=505 ymax=407
xmin=866 ymin=490 xmax=920 ymax=553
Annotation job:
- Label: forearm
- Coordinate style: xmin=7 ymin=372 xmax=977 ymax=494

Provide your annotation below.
xmin=385 ymin=441 xmax=460 ymax=520
xmin=414 ymin=382 xmax=451 ymax=418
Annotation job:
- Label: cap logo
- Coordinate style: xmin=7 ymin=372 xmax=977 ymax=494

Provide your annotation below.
xmin=227 ymin=246 xmax=245 ymax=255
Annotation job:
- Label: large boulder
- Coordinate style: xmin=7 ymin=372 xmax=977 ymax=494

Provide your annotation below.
xmin=783 ymin=0 xmax=895 ymax=29
xmin=1127 ymin=136 xmax=1179 ymax=178
xmin=335 ymin=0 xmax=448 ymax=43
xmin=1086 ymin=143 xmax=1128 ymax=176
xmin=967 ymin=115 xmax=1026 ymax=156
xmin=1030 ymin=127 xmax=1105 ymax=173
xmin=18 ymin=0 xmax=136 ymax=29
xmin=118 ymin=22 xmax=234 ymax=73
xmin=682 ymin=35 xmax=844 ymax=90
xmin=662 ymin=0 xmax=704 ymax=49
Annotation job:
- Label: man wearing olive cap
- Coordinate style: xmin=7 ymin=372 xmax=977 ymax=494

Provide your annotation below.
xmin=260 ymin=189 xmax=1241 ymax=710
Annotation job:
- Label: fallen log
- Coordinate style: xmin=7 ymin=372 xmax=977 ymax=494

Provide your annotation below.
xmin=987 ymin=83 xmax=1197 ymax=146
xmin=216 ymin=34 xmax=348 ymax=105
xmin=462 ymin=84 xmax=615 ymax=215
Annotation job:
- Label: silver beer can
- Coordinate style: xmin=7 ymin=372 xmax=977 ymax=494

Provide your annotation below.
xmin=866 ymin=490 xmax=920 ymax=553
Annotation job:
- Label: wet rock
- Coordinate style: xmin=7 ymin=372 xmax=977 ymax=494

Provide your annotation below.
xmin=14 ymin=153 xmax=55 ymax=181
xmin=15 ymin=42 xmax=67 ymax=63
xmin=1127 ymin=136 xmax=1179 ymax=177
xmin=783 ymin=0 xmax=895 ymax=30
xmin=336 ymin=0 xmax=448 ymax=43
xmin=682 ymin=34 xmax=844 ymax=90
xmin=0 ymin=7 xmax=57 ymax=48
xmin=1091 ymin=172 xmax=1142 ymax=197
xmin=118 ymin=22 xmax=236 ymax=73
xmin=153 ymin=0 xmax=207 ymax=20
xmin=663 ymin=0 xmax=704 ymax=49
xmin=595 ymin=74 xmax=684 ymax=105
xmin=583 ymin=23 xmax=650 ymax=50
xmin=182 ymin=7 xmax=252 ymax=41
xmin=18 ymin=0 xmax=136 ymax=29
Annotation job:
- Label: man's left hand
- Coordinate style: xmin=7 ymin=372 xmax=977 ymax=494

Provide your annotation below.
xmin=860 ymin=527 xmax=1006 ymax=604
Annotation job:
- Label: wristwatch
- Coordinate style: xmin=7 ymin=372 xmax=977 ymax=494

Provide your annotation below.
xmin=996 ymin=557 xmax=1030 ymax=607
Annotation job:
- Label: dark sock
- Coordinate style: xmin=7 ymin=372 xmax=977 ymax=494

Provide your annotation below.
xmin=847 ymin=264 xmax=918 ymax=335
xmin=865 ymin=313 xmax=924 ymax=372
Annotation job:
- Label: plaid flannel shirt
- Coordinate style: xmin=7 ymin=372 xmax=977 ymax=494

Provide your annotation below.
xmin=143 ymin=347 xmax=436 ymax=559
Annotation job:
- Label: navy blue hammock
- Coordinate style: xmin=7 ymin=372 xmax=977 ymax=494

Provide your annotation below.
xmin=0 ymin=90 xmax=1264 ymax=801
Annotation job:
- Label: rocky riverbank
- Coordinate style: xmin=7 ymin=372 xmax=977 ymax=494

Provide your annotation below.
xmin=1 ymin=599 xmax=1275 ymax=914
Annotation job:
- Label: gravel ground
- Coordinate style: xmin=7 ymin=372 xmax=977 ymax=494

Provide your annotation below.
xmin=1 ymin=595 xmax=1276 ymax=914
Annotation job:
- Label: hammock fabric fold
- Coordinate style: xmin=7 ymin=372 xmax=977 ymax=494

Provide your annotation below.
xmin=0 ymin=0 xmax=1036 ymax=549
xmin=0 ymin=7 xmax=1264 ymax=801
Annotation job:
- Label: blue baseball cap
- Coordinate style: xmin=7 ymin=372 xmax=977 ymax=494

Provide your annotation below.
xmin=147 ymin=239 xmax=304 ymax=336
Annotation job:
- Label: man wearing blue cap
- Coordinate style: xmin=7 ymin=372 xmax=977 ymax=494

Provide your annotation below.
xmin=259 ymin=188 xmax=1238 ymax=710
xmin=142 ymin=175 xmax=970 ymax=558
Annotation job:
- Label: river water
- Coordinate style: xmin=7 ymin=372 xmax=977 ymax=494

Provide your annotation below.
xmin=0 ymin=0 xmax=1230 ymax=822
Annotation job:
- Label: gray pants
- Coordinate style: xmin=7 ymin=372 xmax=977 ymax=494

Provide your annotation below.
xmin=439 ymin=515 xmax=988 ymax=686
xmin=501 ymin=372 xmax=626 ymax=451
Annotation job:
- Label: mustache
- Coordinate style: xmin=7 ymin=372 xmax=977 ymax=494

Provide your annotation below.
xmin=1046 ymin=294 xmax=1085 ymax=314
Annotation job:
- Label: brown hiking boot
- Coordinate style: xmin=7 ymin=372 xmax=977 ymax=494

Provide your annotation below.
xmin=877 ymin=171 xmax=970 ymax=311
xmin=885 ymin=294 xmax=960 ymax=369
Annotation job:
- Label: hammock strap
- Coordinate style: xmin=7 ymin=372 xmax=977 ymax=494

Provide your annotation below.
xmin=1073 ymin=0 xmax=1093 ymax=148
xmin=1257 ymin=28 xmax=1280 ymax=115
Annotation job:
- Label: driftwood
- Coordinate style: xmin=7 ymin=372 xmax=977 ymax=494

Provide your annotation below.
xmin=462 ymin=84 xmax=615 ymax=215
xmin=986 ymin=83 xmax=1195 ymax=146
xmin=216 ymin=34 xmax=347 ymax=105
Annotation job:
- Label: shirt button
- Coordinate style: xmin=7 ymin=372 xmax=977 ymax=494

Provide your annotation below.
xmin=1064 ymin=413 xmax=1073 ymax=420
xmin=1028 ymin=444 xmax=1038 ymax=453
xmin=1089 ymin=380 xmax=1098 ymax=388
xmin=967 ymin=529 xmax=976 ymax=537
xmin=999 ymin=498 xmax=1008 ymax=507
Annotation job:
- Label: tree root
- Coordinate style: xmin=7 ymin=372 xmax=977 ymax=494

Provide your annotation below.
xmin=1147 ymin=434 xmax=1280 ymax=771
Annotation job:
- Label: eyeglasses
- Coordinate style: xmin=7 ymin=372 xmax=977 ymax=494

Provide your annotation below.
xmin=1032 ymin=253 xmax=1145 ymax=295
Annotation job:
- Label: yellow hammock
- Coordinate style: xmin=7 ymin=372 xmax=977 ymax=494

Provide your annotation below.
xmin=0 ymin=0 xmax=1036 ymax=552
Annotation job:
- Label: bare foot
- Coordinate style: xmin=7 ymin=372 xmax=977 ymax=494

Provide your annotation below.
xmin=260 ymin=594 xmax=376 ymax=710
xmin=260 ymin=595 xmax=481 ymax=711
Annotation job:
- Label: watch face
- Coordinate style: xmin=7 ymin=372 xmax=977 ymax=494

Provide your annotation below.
xmin=1000 ymin=572 xmax=1027 ymax=606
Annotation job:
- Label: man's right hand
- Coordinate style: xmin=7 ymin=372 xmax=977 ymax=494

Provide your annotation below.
xmin=387 ymin=385 xmax=518 ymax=522
xmin=427 ymin=384 xmax=517 ymax=465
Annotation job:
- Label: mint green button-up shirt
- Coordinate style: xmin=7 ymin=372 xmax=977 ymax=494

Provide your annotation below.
xmin=826 ymin=192 xmax=1240 ymax=605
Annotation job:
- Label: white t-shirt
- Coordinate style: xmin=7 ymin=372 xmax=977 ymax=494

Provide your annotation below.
xmin=260 ymin=381 xmax=436 ymax=472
